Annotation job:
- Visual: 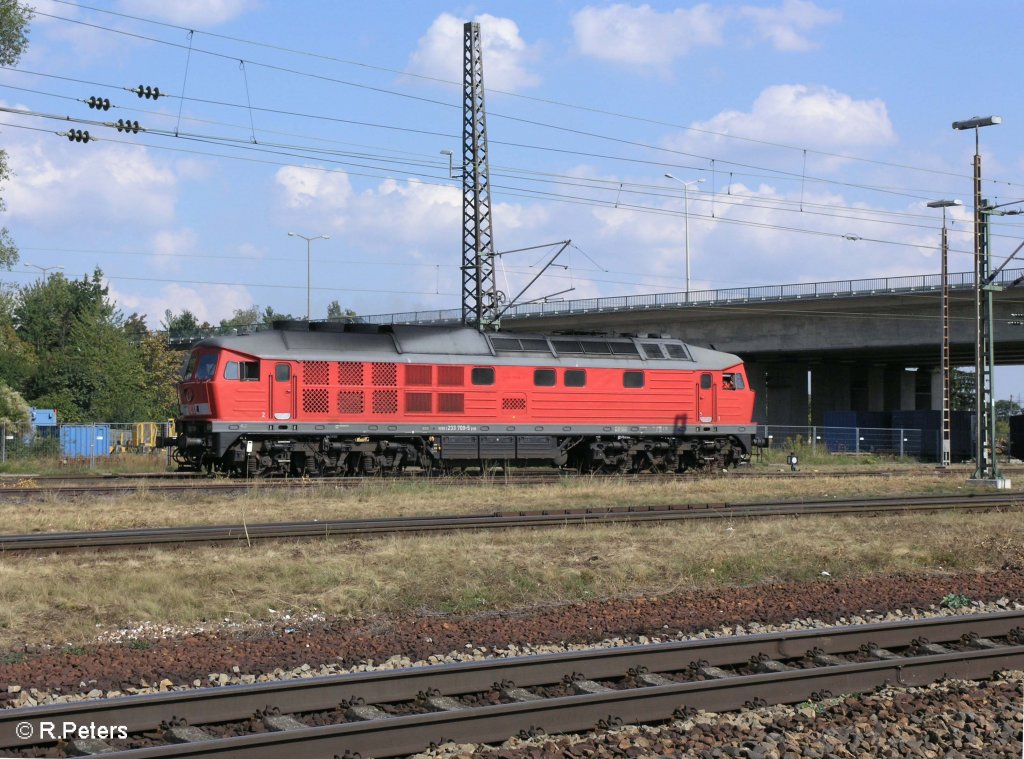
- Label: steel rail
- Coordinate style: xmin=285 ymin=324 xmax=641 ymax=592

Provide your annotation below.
xmin=0 ymin=492 xmax=1020 ymax=553
xmin=83 ymin=648 xmax=1024 ymax=758
xmin=2 ymin=611 xmax=1021 ymax=751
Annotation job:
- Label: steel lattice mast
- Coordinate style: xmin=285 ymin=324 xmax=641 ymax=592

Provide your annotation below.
xmin=461 ymin=21 xmax=499 ymax=330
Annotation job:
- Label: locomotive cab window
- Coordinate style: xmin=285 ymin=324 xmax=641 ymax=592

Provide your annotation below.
xmin=275 ymin=363 xmax=291 ymax=382
xmin=623 ymin=371 xmax=644 ymax=388
xmin=471 ymin=367 xmax=495 ymax=385
xmin=564 ymin=369 xmax=586 ymax=387
xmin=534 ymin=369 xmax=556 ymax=387
xmin=223 ymin=361 xmax=239 ymax=380
xmin=723 ymin=373 xmax=744 ymax=390
xmin=182 ymin=353 xmax=198 ymax=380
xmin=700 ymin=373 xmax=713 ymax=389
xmin=240 ymin=361 xmax=260 ymax=381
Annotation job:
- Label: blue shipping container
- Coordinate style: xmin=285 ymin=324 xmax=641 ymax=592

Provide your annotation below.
xmin=29 ymin=408 xmax=57 ymax=427
xmin=60 ymin=425 xmax=111 ymax=458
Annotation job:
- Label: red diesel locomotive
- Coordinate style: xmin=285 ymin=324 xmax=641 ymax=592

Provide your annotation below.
xmin=168 ymin=322 xmax=760 ymax=476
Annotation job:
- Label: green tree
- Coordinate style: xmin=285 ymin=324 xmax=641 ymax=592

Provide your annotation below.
xmin=137 ymin=331 xmax=182 ymax=420
xmin=951 ymin=369 xmax=975 ymax=412
xmin=0 ymin=0 xmax=33 ymax=270
xmin=994 ymin=399 xmax=1022 ymax=420
xmin=0 ymin=380 xmax=29 ymax=430
xmin=218 ymin=305 xmax=260 ymax=332
xmin=326 ymin=300 xmax=357 ymax=321
xmin=162 ymin=308 xmax=200 ymax=334
xmin=0 ymin=283 xmax=34 ymax=387
xmin=13 ymin=269 xmax=152 ymax=421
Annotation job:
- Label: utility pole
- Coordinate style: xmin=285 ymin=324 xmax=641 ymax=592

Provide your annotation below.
xmin=460 ymin=21 xmax=499 ymax=331
xmin=952 ymin=115 xmax=1009 ymax=487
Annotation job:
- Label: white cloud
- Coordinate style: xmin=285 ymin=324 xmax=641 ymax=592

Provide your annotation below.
xmin=739 ymin=0 xmax=841 ymax=52
xmin=148 ymin=228 xmax=198 ymax=273
xmin=5 ymin=138 xmax=179 ymax=228
xmin=275 ymin=166 xmax=353 ymax=210
xmin=677 ymin=84 xmax=895 ymax=156
xmin=114 ymin=0 xmax=257 ymax=26
xmin=571 ymin=4 xmax=727 ymax=67
xmin=109 ymin=282 xmax=255 ymax=327
xmin=407 ymin=13 xmax=540 ymax=92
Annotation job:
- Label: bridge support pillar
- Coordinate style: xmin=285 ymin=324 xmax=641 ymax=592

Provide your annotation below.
xmin=810 ymin=364 xmax=851 ymax=425
xmin=929 ymin=367 xmax=943 ymax=411
xmin=902 ymin=369 xmax=919 ymax=410
xmin=750 ymin=362 xmax=809 ymax=426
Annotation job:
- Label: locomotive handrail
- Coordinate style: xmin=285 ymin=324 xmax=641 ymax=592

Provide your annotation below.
xmin=163 ymin=266 xmax=1020 ymax=344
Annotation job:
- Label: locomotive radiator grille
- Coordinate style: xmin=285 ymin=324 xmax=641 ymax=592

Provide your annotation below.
xmin=303 ymin=361 xmax=330 ymax=385
xmin=372 ymin=389 xmax=399 ymax=414
xmin=438 ymin=366 xmax=464 ymax=386
xmin=405 ymin=392 xmax=432 ymax=413
xmin=337 ymin=391 xmax=364 ymax=414
xmin=337 ymin=362 xmax=363 ymax=386
xmin=303 ymin=389 xmax=330 ymax=414
xmin=405 ymin=365 xmax=432 ymax=386
xmin=371 ymin=363 xmax=398 ymax=386
xmin=438 ymin=393 xmax=465 ymax=413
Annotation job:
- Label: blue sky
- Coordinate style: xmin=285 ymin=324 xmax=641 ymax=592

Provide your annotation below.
xmin=3 ymin=1 xmax=1024 ymax=393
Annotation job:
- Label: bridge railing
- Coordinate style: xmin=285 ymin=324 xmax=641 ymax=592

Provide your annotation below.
xmin=163 ymin=266 xmax=1024 ymax=342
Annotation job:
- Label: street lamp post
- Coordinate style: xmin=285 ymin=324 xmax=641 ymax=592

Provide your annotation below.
xmin=25 ymin=263 xmax=63 ymax=280
xmin=287 ymin=232 xmax=330 ymax=320
xmin=952 ymin=115 xmax=1005 ymax=486
xmin=664 ymin=173 xmax=705 ymax=295
xmin=926 ymin=198 xmax=962 ymax=469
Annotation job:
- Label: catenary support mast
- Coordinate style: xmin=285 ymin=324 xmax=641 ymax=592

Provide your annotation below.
xmin=461 ymin=21 xmax=499 ymax=330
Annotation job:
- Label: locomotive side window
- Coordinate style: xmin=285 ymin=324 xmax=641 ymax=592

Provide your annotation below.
xmin=471 ymin=367 xmax=495 ymax=385
xmin=564 ymin=369 xmax=587 ymax=387
xmin=700 ymin=373 xmax=713 ymax=389
xmin=275 ymin=364 xmax=291 ymax=382
xmin=241 ymin=361 xmax=260 ymax=381
xmin=623 ymin=371 xmax=644 ymax=388
xmin=223 ymin=361 xmax=239 ymax=380
xmin=640 ymin=343 xmax=665 ymax=359
xmin=534 ymin=369 xmax=556 ymax=387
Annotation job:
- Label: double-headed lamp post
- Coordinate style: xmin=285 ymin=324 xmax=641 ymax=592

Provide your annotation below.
xmin=664 ymin=173 xmax=705 ymax=294
xmin=287 ymin=232 xmax=330 ymax=320
xmin=952 ymin=115 xmax=1003 ymax=485
xmin=25 ymin=263 xmax=63 ymax=280
xmin=926 ymin=198 xmax=962 ymax=469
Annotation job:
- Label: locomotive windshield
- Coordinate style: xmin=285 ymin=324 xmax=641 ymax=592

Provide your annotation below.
xmin=182 ymin=352 xmax=217 ymax=382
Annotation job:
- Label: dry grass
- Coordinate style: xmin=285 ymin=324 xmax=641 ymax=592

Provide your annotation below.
xmin=1 ymin=503 xmax=1022 ymax=647
xmin=0 ymin=472 xmax=972 ymax=534
xmin=0 ymin=472 xmax=1020 ymax=647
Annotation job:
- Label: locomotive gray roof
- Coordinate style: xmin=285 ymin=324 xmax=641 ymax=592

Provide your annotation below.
xmin=194 ymin=323 xmax=743 ymax=371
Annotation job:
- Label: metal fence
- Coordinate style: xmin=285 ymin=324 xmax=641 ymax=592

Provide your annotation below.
xmin=1 ymin=421 xmax=962 ymax=470
xmin=1 ymin=422 xmax=173 ymax=468
xmin=757 ymin=425 xmax=936 ymax=460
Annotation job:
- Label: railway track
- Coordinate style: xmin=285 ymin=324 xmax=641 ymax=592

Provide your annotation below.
xmin=0 ymin=465 xmax=999 ymax=501
xmin=0 ymin=492 xmax=1021 ymax=554
xmin=2 ymin=611 xmax=1021 ymax=757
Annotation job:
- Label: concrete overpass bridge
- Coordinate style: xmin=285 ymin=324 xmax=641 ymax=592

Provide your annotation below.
xmin=360 ymin=269 xmax=1024 ymax=426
